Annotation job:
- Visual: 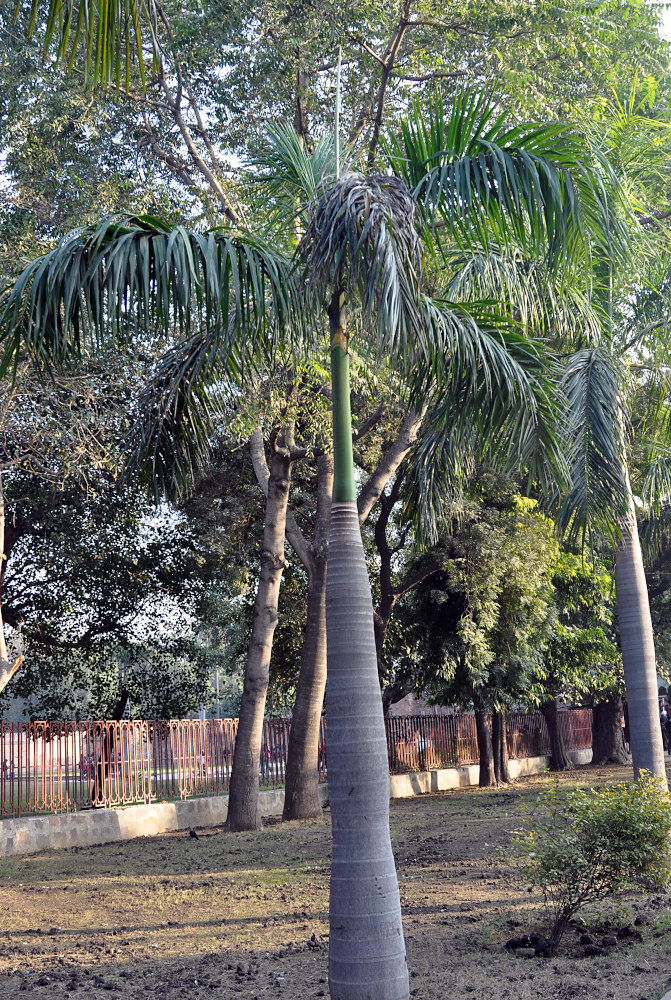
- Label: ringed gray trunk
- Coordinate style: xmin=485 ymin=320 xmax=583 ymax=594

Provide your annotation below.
xmin=326 ymin=501 xmax=408 ymax=1000
xmin=615 ymin=493 xmax=666 ymax=780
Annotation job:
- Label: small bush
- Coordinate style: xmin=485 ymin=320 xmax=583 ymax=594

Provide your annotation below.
xmin=512 ymin=774 xmax=671 ymax=952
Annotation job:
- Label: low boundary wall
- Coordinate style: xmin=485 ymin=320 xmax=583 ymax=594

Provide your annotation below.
xmin=388 ymin=748 xmax=592 ymax=796
xmin=0 ymin=749 xmax=593 ymax=858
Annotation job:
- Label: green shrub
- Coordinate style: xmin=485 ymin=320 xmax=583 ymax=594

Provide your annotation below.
xmin=512 ymin=774 xmax=671 ymax=952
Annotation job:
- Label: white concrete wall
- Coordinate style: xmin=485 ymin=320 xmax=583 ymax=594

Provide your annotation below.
xmin=0 ymin=787 xmax=303 ymax=858
xmin=0 ymin=750 xmax=592 ymax=857
xmin=388 ymin=749 xmax=592 ymax=797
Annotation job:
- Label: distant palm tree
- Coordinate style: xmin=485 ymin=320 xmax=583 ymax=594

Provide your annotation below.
xmin=415 ymin=90 xmax=671 ymax=782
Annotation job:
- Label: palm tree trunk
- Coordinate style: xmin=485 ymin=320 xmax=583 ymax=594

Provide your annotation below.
xmin=326 ymin=296 xmax=409 ymax=1000
xmin=225 ymin=428 xmax=294 ymax=832
xmin=615 ymin=490 xmax=666 ymax=779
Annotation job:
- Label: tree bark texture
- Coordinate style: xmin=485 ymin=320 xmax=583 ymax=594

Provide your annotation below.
xmin=591 ymin=695 xmax=629 ymax=765
xmin=540 ymin=700 xmax=572 ymax=771
xmin=283 ymin=557 xmax=328 ymax=819
xmin=615 ymin=492 xmax=667 ymax=780
xmin=474 ymin=699 xmax=495 ymax=787
xmin=0 ymin=471 xmax=22 ymax=695
xmin=225 ymin=431 xmax=294 ymax=831
xmin=282 ymin=452 xmax=333 ymax=821
xmin=326 ymin=501 xmax=408 ymax=1000
xmin=492 ymin=710 xmax=510 ymax=784
xmin=285 ymin=400 xmax=424 ymax=820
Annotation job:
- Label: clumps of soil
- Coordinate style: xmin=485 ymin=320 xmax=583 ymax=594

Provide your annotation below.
xmin=504 ymin=916 xmax=648 ymax=960
xmin=0 ymin=764 xmax=670 ymax=1000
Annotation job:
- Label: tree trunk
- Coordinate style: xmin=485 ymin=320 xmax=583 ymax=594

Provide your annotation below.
xmin=283 ymin=556 xmax=328 ymax=820
xmin=91 ymin=688 xmax=129 ymax=805
xmin=492 ymin=709 xmax=510 ymax=784
xmin=284 ymin=400 xmax=426 ymax=820
xmin=283 ymin=451 xmax=332 ymax=821
xmin=474 ymin=697 xmax=495 ymax=787
xmin=615 ymin=489 xmax=666 ymax=780
xmin=0 ymin=471 xmax=22 ymax=695
xmin=327 ymin=502 xmax=408 ymax=999
xmin=591 ymin=694 xmax=629 ymax=765
xmin=540 ymin=700 xmax=572 ymax=771
xmin=225 ymin=429 xmax=294 ymax=832
xmin=326 ymin=298 xmax=408 ymax=1000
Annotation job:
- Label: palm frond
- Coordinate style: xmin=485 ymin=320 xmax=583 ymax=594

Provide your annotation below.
xmin=27 ymin=0 xmax=161 ymax=89
xmin=407 ymin=300 xmax=566 ymax=543
xmin=386 ymin=90 xmax=624 ymax=265
xmin=635 ymin=441 xmax=671 ymax=556
xmin=252 ymin=124 xmax=342 ymax=204
xmin=442 ymin=247 xmax=603 ymax=347
xmin=126 ymin=328 xmax=240 ymax=500
xmin=300 ymin=172 xmax=423 ymax=353
xmin=555 ymin=347 xmax=629 ymax=538
xmin=0 ymin=215 xmax=298 ymax=375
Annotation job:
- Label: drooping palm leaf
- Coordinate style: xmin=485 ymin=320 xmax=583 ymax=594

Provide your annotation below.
xmin=126 ymin=327 xmax=240 ymax=499
xmin=25 ymin=0 xmax=161 ymax=89
xmin=442 ymin=246 xmax=603 ymax=348
xmin=300 ymin=172 xmax=423 ymax=353
xmin=386 ymin=90 xmax=623 ymax=266
xmin=555 ymin=347 xmax=630 ymax=538
xmin=0 ymin=215 xmax=298 ymax=375
xmin=408 ymin=302 xmax=566 ymax=542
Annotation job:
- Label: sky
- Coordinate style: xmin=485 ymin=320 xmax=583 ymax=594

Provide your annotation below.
xmin=662 ymin=5 xmax=671 ymax=38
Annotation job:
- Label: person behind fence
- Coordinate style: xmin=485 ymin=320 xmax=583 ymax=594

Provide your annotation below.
xmin=1 ymin=758 xmax=7 ymax=779
xmin=661 ymin=705 xmax=669 ymax=753
xmin=414 ymin=729 xmax=427 ymax=769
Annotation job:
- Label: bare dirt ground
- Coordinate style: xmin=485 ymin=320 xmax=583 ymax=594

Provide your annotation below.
xmin=0 ymin=765 xmax=670 ymax=1000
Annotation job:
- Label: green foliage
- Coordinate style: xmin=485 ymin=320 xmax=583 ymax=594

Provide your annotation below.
xmin=0 ymin=215 xmax=297 ymax=376
xmin=32 ymin=0 xmax=670 ymax=150
xmin=531 ymin=550 xmax=620 ymax=705
xmin=387 ymin=478 xmax=558 ymax=709
xmin=512 ymin=775 xmax=671 ymax=951
xmin=11 ymin=639 xmax=211 ymax=720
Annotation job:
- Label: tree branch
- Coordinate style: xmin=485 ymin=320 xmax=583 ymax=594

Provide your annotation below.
xmin=249 ymin=428 xmax=313 ymax=573
xmin=392 ymin=555 xmax=449 ymax=598
xmin=393 ymin=70 xmax=468 ymax=82
xmin=352 ymin=403 xmax=387 ymax=443
xmin=357 ymin=405 xmax=426 ymax=524
xmin=367 ymin=1 xmax=414 ymax=169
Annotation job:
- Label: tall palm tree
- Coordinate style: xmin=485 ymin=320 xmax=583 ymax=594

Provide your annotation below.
xmin=1 ymin=21 xmax=612 ymax=991
xmin=407 ymin=88 xmax=671 ymax=782
xmin=533 ymin=90 xmax=671 ymax=782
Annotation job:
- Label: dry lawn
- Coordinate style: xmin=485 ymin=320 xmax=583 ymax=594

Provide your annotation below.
xmin=0 ymin=765 xmax=670 ymax=1000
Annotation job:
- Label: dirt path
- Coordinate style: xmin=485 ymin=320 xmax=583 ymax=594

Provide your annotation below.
xmin=0 ymin=766 xmax=669 ymax=999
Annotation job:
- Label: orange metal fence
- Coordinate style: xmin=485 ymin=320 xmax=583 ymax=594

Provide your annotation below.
xmin=0 ymin=710 xmax=592 ymax=818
